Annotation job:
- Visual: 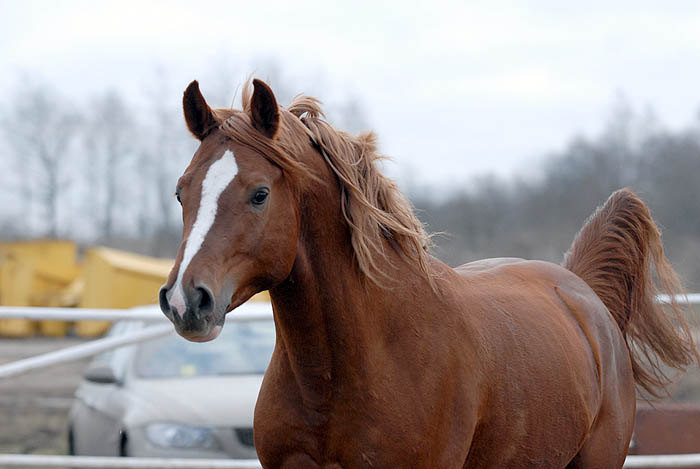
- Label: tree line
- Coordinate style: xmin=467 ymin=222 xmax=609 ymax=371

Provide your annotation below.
xmin=412 ymin=103 xmax=700 ymax=290
xmin=0 ymin=68 xmax=368 ymax=257
xmin=2 ymin=74 xmax=698 ymax=289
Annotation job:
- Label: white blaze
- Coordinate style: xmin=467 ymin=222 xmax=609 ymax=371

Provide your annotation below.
xmin=169 ymin=150 xmax=238 ymax=317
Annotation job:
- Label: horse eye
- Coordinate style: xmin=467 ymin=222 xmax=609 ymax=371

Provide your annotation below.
xmin=251 ymin=188 xmax=269 ymax=206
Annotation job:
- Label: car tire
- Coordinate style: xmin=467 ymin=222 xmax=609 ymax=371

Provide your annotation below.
xmin=119 ymin=430 xmax=128 ymax=457
xmin=67 ymin=426 xmax=75 ymax=456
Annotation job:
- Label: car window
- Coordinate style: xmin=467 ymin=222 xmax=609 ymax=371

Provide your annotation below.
xmin=84 ymin=321 xmax=145 ymax=381
xmin=134 ymin=320 xmax=275 ymax=378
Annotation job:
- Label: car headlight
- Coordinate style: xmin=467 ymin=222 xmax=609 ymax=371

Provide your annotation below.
xmin=145 ymin=422 xmax=220 ymax=450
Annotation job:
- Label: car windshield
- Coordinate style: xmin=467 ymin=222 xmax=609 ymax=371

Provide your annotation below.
xmin=134 ymin=320 xmax=275 ymax=378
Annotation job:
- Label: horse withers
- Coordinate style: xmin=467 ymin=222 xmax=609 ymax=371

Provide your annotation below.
xmin=159 ymin=78 xmax=698 ymax=468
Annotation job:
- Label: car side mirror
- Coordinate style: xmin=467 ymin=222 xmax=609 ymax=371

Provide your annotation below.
xmin=84 ymin=365 xmax=121 ymax=385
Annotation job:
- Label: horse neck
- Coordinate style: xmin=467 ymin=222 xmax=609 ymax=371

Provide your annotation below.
xmin=268 ymin=168 xmax=417 ymax=409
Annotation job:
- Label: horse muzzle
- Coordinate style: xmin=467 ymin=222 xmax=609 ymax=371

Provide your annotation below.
xmin=159 ymin=283 xmax=225 ymax=342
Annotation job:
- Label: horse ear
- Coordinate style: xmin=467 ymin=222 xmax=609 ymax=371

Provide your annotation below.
xmin=183 ymin=80 xmax=217 ymax=141
xmin=250 ymin=79 xmax=280 ymax=138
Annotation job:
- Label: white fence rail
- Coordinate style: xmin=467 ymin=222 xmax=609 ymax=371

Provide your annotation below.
xmin=0 ymin=454 xmax=262 ymax=468
xmin=0 ymin=452 xmax=698 ymax=469
xmin=625 ymin=454 xmax=700 ymax=468
xmin=0 ymin=302 xmax=273 ymax=379
xmin=656 ymin=293 xmax=700 ymax=304
xmin=0 ymin=299 xmax=699 ymax=468
xmin=0 ymin=302 xmax=273 ymax=322
xmin=0 ymin=323 xmax=173 ymax=378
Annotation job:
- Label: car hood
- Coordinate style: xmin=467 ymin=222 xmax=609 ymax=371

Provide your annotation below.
xmin=120 ymin=375 xmax=263 ymax=428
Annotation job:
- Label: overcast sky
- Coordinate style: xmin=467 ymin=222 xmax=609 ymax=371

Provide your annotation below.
xmin=3 ymin=0 xmax=700 ymax=187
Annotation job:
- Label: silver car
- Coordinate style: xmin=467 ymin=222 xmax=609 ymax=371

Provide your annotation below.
xmin=68 ymin=318 xmax=274 ymax=459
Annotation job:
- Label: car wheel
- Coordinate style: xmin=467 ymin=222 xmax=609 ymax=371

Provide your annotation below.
xmin=119 ymin=430 xmax=128 ymax=457
xmin=67 ymin=426 xmax=75 ymax=456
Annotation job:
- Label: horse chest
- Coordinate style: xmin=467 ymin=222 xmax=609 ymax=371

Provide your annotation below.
xmin=258 ymin=423 xmax=439 ymax=469
xmin=254 ymin=336 xmax=481 ymax=468
xmin=255 ymin=386 xmax=472 ymax=469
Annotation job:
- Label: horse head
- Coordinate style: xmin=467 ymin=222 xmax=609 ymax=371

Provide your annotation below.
xmin=159 ymin=79 xmax=302 ymax=342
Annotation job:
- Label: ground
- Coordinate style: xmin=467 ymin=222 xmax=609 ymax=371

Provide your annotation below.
xmin=0 ymin=337 xmax=90 ymax=456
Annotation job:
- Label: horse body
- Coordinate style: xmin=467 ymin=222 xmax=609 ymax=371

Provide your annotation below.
xmin=257 ymin=250 xmax=631 ymax=468
xmin=160 ymin=78 xmax=696 ymax=468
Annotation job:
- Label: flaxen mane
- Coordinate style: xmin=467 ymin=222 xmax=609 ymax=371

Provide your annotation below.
xmin=219 ymin=82 xmax=433 ymax=288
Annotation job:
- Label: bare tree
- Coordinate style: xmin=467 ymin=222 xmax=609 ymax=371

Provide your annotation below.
xmin=2 ymin=82 xmax=80 ymax=237
xmin=83 ymin=90 xmax=138 ymax=240
xmin=139 ymin=68 xmax=197 ymax=256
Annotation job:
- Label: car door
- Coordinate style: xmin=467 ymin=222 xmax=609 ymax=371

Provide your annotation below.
xmin=70 ymin=321 xmax=142 ymax=456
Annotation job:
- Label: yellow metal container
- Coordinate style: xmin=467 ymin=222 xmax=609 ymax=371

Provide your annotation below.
xmin=250 ymin=290 xmax=270 ymax=302
xmin=37 ymin=272 xmax=84 ymax=337
xmin=0 ymin=241 xmax=271 ymax=338
xmin=0 ymin=255 xmax=36 ymax=337
xmin=76 ymin=247 xmax=270 ymax=337
xmin=0 ymin=240 xmax=79 ymax=337
xmin=76 ymin=247 xmax=174 ymax=336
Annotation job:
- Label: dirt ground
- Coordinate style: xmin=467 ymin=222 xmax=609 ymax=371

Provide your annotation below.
xmin=0 ymin=335 xmax=699 ymax=460
xmin=0 ymin=337 xmax=90 ymax=456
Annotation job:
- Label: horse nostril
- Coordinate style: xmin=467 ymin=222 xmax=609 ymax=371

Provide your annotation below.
xmin=159 ymin=287 xmax=170 ymax=314
xmin=196 ymin=286 xmax=214 ymax=315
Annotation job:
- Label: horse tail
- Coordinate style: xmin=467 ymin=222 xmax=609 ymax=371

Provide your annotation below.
xmin=563 ymin=188 xmax=698 ymax=396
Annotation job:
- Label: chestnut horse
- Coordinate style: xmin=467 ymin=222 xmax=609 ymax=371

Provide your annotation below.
xmin=159 ymin=78 xmax=697 ymax=468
